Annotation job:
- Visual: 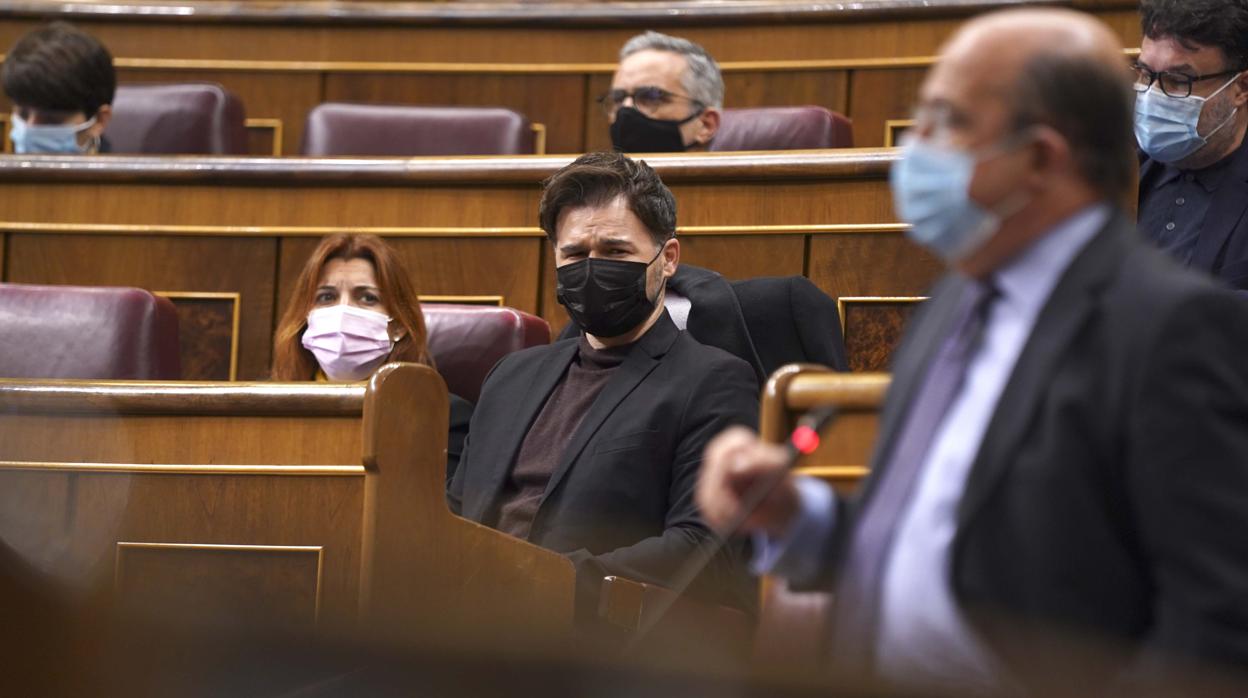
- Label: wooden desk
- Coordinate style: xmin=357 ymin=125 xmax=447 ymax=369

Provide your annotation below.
xmin=0 ymin=363 xmax=576 ymax=637
xmin=0 ymin=0 xmax=1141 ymax=155
xmin=0 ymin=150 xmax=940 ymax=379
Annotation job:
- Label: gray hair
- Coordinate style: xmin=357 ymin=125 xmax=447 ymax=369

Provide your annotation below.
xmin=620 ymin=31 xmax=724 ymax=110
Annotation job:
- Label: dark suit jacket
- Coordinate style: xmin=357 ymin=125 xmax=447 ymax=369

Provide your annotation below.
xmin=813 ymin=211 xmax=1248 ymax=682
xmin=558 ymin=265 xmax=847 ymax=384
xmin=1139 ymin=139 xmax=1248 ymax=290
xmin=449 ymin=312 xmax=759 ymax=616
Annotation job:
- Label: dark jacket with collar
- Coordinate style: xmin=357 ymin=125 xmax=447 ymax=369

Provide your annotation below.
xmin=1139 ymin=138 xmax=1248 ymax=290
xmin=449 ymin=312 xmax=759 ymax=616
xmin=814 ymin=211 xmax=1248 ymax=683
xmin=558 ymin=265 xmax=847 ymax=384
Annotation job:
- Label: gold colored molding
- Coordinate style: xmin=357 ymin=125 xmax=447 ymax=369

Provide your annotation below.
xmin=245 ymin=117 xmax=284 ymax=157
xmin=418 ymin=294 xmax=504 ymax=306
xmin=154 ymin=290 xmax=242 ymax=381
xmin=883 ymin=118 xmax=915 ymax=148
xmin=835 ymin=295 xmax=928 ymax=337
xmin=0 ymin=222 xmax=910 ymax=238
xmin=531 ymin=122 xmax=547 ymax=156
xmin=0 ymin=461 xmax=365 ymax=475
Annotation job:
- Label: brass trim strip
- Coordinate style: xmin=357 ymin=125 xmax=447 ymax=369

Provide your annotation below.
xmin=530 ymin=122 xmax=547 ymax=156
xmin=0 ymin=222 xmax=909 ymax=238
xmin=154 ymin=291 xmax=242 ymax=381
xmin=836 ymin=295 xmax=928 ymax=337
xmin=0 ymin=461 xmax=365 ymax=475
xmin=244 ymin=117 xmax=284 ymax=157
xmin=418 ymin=294 xmax=505 ymax=306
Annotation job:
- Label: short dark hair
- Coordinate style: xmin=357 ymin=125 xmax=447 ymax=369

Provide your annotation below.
xmin=1141 ymin=0 xmax=1248 ymax=71
xmin=538 ymin=152 xmax=677 ymax=248
xmin=2 ymin=22 xmax=115 ymax=117
xmin=1008 ymin=50 xmax=1136 ymax=201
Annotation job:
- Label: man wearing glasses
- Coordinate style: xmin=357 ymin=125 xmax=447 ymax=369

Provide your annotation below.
xmin=1135 ymin=0 xmax=1248 ymax=291
xmin=601 ymin=31 xmax=722 ymax=153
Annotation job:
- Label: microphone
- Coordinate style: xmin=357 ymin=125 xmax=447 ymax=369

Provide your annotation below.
xmin=621 ymin=404 xmax=839 ymax=653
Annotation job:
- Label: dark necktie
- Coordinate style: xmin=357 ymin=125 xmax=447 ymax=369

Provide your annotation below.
xmin=829 ymin=279 xmax=998 ymax=668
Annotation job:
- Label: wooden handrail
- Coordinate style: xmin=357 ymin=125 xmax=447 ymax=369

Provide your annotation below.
xmin=0 ymin=378 xmax=364 ymax=415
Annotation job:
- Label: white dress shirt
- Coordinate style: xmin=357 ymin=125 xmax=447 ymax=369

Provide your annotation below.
xmin=754 ymin=204 xmax=1112 ymax=690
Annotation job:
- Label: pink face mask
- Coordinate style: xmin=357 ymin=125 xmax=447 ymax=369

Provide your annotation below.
xmin=301 ymin=305 xmax=394 ymax=381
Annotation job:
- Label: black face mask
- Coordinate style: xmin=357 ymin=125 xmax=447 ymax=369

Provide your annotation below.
xmin=610 ymin=106 xmax=700 ymax=153
xmin=556 ymin=246 xmax=665 ymax=339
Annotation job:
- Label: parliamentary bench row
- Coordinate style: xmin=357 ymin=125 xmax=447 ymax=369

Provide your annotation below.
xmin=0 ymin=361 xmax=880 ymax=657
xmin=0 ymin=0 xmax=1141 ymax=155
xmin=0 ymin=149 xmax=941 ymax=379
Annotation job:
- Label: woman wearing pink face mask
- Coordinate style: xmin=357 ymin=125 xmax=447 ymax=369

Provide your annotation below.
xmin=272 ymin=233 xmax=472 ymax=479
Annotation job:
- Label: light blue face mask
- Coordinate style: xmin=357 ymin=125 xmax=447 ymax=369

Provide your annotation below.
xmin=9 ymin=113 xmax=97 ymax=154
xmin=891 ymin=135 xmax=1029 ymax=262
xmin=1134 ymin=74 xmax=1241 ymax=164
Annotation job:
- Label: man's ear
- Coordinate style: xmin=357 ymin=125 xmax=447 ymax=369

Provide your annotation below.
xmin=661 ymin=237 xmax=680 ymax=279
xmin=1233 ymin=73 xmax=1248 ymax=108
xmin=691 ymin=108 xmax=720 ymax=147
xmin=84 ymin=104 xmax=111 ymax=149
xmin=1027 ymin=125 xmax=1073 ymax=185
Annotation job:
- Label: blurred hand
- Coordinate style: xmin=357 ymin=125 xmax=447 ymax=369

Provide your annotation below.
xmin=696 ymin=426 xmax=801 ymax=538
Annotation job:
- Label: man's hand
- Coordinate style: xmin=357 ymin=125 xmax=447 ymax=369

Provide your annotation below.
xmin=696 ymin=426 xmax=802 ymax=538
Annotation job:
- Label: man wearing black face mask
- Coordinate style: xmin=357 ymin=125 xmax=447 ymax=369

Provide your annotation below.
xmin=602 ymin=31 xmax=723 ymax=153
xmin=447 ymin=152 xmax=758 ymax=624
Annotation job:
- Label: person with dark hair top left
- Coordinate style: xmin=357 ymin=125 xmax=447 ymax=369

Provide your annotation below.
xmin=448 ymin=152 xmax=758 ymax=624
xmin=1 ymin=22 xmax=115 ymax=154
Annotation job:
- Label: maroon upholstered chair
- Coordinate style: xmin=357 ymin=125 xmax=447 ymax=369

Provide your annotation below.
xmin=0 ymin=283 xmax=181 ymax=379
xmin=105 ymin=83 xmax=248 ymax=155
xmin=301 ymin=103 xmax=537 ymax=156
xmin=710 ymin=106 xmax=853 ymax=152
xmin=421 ymin=304 xmax=550 ymax=403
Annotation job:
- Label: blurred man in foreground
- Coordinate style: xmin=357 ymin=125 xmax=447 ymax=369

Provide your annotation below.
xmin=698 ymin=7 xmax=1248 ymax=693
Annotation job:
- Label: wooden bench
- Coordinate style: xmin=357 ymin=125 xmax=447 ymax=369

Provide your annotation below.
xmin=0 ymin=363 xmax=576 ymax=640
xmin=0 ymin=151 xmax=940 ymax=378
xmin=0 ymin=0 xmax=1141 ymax=155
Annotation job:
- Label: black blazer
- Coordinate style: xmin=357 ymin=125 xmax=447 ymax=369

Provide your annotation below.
xmin=449 ymin=313 xmax=759 ymax=615
xmin=1139 ymin=139 xmax=1248 ymax=291
xmin=558 ymin=265 xmax=847 ymax=383
xmin=814 ymin=212 xmax=1248 ymax=681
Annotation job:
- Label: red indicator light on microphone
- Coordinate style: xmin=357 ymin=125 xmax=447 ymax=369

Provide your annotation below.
xmin=791 ymin=426 xmax=821 ymax=455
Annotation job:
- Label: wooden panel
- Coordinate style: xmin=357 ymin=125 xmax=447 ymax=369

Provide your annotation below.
xmin=847 ymin=67 xmax=927 ymax=148
xmin=115 ymin=542 xmax=323 ymax=628
xmin=278 ymin=236 xmax=544 ymax=320
xmin=115 ymin=69 xmax=321 ymax=157
xmin=323 ymin=73 xmax=586 ymax=155
xmin=808 ymin=232 xmax=943 ymax=301
xmin=160 ymin=294 xmax=239 ymax=381
xmin=840 ymin=298 xmax=923 ymax=372
xmin=4 ymin=234 xmax=277 ymax=380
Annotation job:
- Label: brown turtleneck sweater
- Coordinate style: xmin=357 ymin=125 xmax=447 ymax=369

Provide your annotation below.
xmin=493 ymin=336 xmax=633 ymax=539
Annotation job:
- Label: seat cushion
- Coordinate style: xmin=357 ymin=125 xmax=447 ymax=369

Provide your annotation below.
xmin=301 ymin=103 xmax=536 ymax=156
xmin=106 ymin=82 xmax=248 ymax=155
xmin=0 ymin=283 xmax=181 ymax=379
xmin=711 ymin=106 xmax=853 ymax=152
xmin=421 ymin=304 xmax=550 ymax=403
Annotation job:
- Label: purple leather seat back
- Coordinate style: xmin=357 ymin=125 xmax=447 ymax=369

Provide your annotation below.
xmin=0 ymin=283 xmax=181 ymax=380
xmin=106 ymin=83 xmax=248 ymax=155
xmin=421 ymin=304 xmax=550 ymax=403
xmin=301 ymin=103 xmax=536 ymax=156
xmin=710 ymin=106 xmax=853 ymax=152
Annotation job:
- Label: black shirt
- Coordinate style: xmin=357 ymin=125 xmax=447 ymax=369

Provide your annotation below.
xmin=1138 ymin=151 xmax=1235 ymax=266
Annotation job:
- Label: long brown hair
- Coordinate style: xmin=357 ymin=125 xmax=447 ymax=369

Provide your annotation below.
xmin=271 ymin=234 xmax=433 ymax=380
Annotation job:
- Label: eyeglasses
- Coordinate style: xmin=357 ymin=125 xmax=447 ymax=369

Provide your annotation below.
xmin=597 ymin=86 xmax=705 ymax=118
xmin=1131 ymin=62 xmax=1242 ymax=98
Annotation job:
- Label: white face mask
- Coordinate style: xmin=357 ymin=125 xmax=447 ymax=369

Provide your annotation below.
xmin=1134 ymin=72 xmax=1243 ymax=164
xmin=301 ymin=305 xmax=394 ymax=382
xmin=10 ymin=113 xmax=97 ymax=154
